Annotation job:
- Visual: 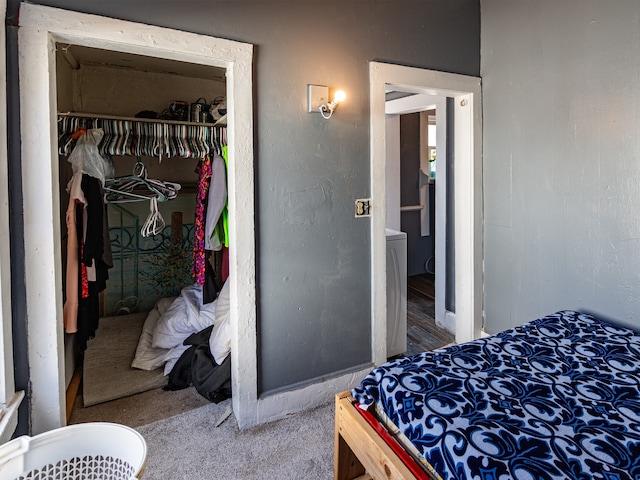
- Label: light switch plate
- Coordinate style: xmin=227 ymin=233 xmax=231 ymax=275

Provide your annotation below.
xmin=355 ymin=198 xmax=371 ymax=217
xmin=307 ymin=84 xmax=328 ymax=113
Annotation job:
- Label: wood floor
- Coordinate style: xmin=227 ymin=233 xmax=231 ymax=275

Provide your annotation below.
xmin=404 ymin=273 xmax=454 ymax=357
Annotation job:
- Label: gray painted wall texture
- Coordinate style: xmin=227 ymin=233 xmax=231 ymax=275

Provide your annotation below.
xmin=482 ymin=0 xmax=640 ymax=333
xmin=16 ymin=1 xmax=479 ymax=394
xmin=399 ymin=113 xmax=435 ymax=277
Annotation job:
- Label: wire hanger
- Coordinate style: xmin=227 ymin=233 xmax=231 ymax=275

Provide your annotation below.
xmin=58 ymin=113 xmax=228 ymax=159
xmin=141 ymin=196 xmax=165 ymax=237
xmin=103 ymin=159 xmax=180 ymax=203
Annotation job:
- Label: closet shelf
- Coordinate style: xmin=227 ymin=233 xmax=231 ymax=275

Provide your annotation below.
xmin=58 ymin=111 xmax=227 ymax=127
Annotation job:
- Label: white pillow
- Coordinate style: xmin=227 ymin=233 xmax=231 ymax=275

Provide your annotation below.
xmin=155 ymin=297 xmax=176 ymax=316
xmin=213 ymin=280 xmax=230 ymax=327
xmin=131 ymin=297 xmax=175 ymax=371
xmin=209 ymin=281 xmax=231 ymax=365
xmin=151 ymin=294 xmax=188 ymax=349
xmin=152 ymin=284 xmax=218 ymax=350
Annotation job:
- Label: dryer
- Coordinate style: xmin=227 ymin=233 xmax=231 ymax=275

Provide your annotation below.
xmin=386 ymin=228 xmax=407 ymax=357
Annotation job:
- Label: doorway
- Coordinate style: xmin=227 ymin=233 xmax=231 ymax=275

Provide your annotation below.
xmin=18 ymin=4 xmax=256 ymax=433
xmin=385 ymin=94 xmax=452 ymax=355
xmin=369 ymin=62 xmax=483 ymax=367
xmin=55 ymin=43 xmax=229 ymax=424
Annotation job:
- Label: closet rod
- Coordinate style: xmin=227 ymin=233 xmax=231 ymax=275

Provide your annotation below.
xmin=58 ymin=111 xmax=227 ymax=127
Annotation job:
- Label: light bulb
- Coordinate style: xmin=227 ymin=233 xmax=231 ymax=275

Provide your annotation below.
xmin=319 ymin=89 xmax=347 ymax=119
xmin=333 ymin=90 xmax=346 ymax=104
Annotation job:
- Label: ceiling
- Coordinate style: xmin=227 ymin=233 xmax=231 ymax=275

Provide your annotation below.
xmin=57 ymin=43 xmax=226 ymax=82
xmin=60 ymin=44 xmax=427 ymax=111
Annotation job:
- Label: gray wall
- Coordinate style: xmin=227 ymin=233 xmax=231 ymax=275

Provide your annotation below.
xmin=399 ymin=113 xmax=435 ymax=276
xmin=482 ymin=0 xmax=640 ymax=333
xmin=15 ymin=1 xmax=479 ymax=394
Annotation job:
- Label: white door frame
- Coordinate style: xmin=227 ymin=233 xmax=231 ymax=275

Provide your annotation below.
xmin=370 ymin=62 xmax=482 ymax=365
xmin=18 ymin=4 xmax=259 ymax=432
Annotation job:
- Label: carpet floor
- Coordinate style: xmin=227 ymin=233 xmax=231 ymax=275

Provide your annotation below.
xmin=70 ymin=386 xmax=212 ymax=428
xmin=136 ymin=400 xmax=334 ymax=480
xmin=83 ymin=313 xmax=166 ymax=407
xmin=73 ymin=274 xmax=447 ymax=478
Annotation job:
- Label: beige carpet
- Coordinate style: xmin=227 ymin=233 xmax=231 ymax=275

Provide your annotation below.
xmin=136 ymin=400 xmax=334 ymax=479
xmin=70 ymin=386 xmax=211 ymax=428
xmin=83 ymin=313 xmax=167 ymax=407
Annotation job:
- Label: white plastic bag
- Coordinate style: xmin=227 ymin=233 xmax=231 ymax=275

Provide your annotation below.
xmin=67 ymin=128 xmax=114 ymax=185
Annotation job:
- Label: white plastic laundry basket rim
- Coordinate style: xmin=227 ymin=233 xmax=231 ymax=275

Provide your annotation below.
xmin=0 ymin=422 xmax=146 ymax=480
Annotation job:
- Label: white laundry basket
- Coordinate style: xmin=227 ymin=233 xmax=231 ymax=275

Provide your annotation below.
xmin=0 ymin=422 xmax=146 ymax=480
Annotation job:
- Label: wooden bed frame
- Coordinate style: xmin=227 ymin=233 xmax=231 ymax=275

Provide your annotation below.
xmin=334 ymin=390 xmax=430 ymax=480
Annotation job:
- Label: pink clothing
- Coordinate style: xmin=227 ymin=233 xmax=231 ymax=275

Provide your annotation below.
xmin=63 ymin=173 xmax=87 ymax=334
xmin=192 ymin=156 xmax=212 ymax=285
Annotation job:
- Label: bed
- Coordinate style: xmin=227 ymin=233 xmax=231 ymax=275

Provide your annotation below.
xmin=335 ymin=310 xmax=640 ymax=480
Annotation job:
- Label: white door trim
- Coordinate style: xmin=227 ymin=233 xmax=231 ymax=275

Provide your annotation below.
xmin=432 ymin=96 xmax=453 ymax=332
xmin=370 ymin=62 xmax=482 ymax=365
xmin=18 ymin=3 xmax=258 ymax=432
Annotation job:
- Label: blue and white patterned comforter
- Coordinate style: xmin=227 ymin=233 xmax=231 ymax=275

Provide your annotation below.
xmin=352 ymin=310 xmax=640 ymax=480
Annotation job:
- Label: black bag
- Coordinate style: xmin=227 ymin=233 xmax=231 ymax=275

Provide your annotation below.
xmin=191 ymin=345 xmax=231 ymax=403
xmin=163 ymin=345 xmax=195 ymax=391
xmin=164 ymin=325 xmax=231 ymax=403
xmin=164 ymin=326 xmax=212 ymax=391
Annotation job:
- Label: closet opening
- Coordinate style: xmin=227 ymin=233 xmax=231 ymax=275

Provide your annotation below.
xmin=19 ymin=3 xmax=258 ymax=433
xmin=56 ymin=44 xmax=236 ymax=425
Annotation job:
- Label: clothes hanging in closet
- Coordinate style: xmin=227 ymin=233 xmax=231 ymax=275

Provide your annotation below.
xmin=192 ymin=151 xmax=229 ymax=303
xmin=192 ymin=155 xmax=213 ymax=286
xmin=202 ymin=153 xmax=227 ymax=302
xmin=219 ymin=146 xmax=230 ymax=285
xmin=64 ymin=174 xmax=112 ymax=353
xmin=59 ymin=123 xmax=231 ymax=309
xmin=63 ymin=171 xmax=85 ymax=333
xmin=62 ymin=129 xmax=114 ymax=353
xmin=204 ymin=153 xmax=227 ymax=252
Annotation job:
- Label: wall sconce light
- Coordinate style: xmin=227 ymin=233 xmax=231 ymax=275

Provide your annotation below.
xmin=307 ymin=85 xmax=346 ymax=119
xmin=320 ymin=89 xmax=346 ymax=119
